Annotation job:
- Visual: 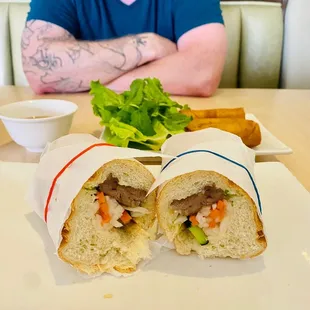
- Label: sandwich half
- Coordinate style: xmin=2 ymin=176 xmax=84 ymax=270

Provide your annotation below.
xmin=58 ymin=159 xmax=156 ymax=274
xmin=157 ymin=170 xmax=267 ymax=259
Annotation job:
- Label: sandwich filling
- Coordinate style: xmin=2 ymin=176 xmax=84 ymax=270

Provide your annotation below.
xmin=171 ymin=185 xmax=232 ymax=245
xmin=95 ymin=174 xmax=149 ymax=229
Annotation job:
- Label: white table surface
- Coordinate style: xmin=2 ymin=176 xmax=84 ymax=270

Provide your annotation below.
xmin=0 ymin=161 xmax=310 ymax=310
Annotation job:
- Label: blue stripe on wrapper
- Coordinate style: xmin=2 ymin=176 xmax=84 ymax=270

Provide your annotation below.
xmin=161 ymin=150 xmax=262 ymax=214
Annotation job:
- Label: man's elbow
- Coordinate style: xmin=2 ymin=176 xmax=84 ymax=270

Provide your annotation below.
xmin=24 ymin=72 xmax=53 ymax=94
xmin=196 ymin=80 xmax=219 ymax=98
xmin=192 ymin=75 xmax=220 ymax=97
xmin=22 ymin=68 xmax=44 ymax=94
xmin=28 ymin=82 xmax=45 ymax=95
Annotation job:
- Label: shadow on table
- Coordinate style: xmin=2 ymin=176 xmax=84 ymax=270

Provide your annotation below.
xmin=25 ymin=212 xmax=102 ymax=286
xmin=91 ymin=130 xmax=102 ymax=139
xmin=144 ymin=246 xmax=266 ymax=279
xmin=256 ymin=155 xmax=279 ymax=163
xmin=25 ymin=211 xmax=266 ymax=283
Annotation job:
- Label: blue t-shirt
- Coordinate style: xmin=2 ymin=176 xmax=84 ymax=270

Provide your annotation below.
xmin=27 ymin=0 xmax=223 ymax=43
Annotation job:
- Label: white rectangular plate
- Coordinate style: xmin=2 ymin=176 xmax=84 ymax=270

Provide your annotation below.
xmin=246 ymin=114 xmax=292 ymax=156
xmin=100 ymin=114 xmax=292 ymax=156
xmin=0 ymin=162 xmax=310 ymax=310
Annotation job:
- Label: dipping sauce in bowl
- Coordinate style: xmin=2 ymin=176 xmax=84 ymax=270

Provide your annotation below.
xmin=25 ymin=116 xmax=51 ymax=119
xmin=0 ymin=99 xmax=78 ymax=152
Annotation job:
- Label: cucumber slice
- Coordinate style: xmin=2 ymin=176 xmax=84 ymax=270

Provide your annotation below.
xmin=188 ymin=226 xmax=209 ymax=245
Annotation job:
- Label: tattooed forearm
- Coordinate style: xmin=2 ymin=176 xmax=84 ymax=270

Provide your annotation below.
xmin=98 ymin=34 xmax=147 ymax=71
xmin=21 ymin=20 xmax=157 ymax=93
xmin=39 ymin=72 xmax=85 ymax=93
xmin=66 ymin=42 xmax=94 ymax=64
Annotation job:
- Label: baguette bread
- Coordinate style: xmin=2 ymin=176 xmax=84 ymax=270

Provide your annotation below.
xmin=157 ymin=170 xmax=267 ymax=259
xmin=58 ymin=159 xmax=156 ymax=274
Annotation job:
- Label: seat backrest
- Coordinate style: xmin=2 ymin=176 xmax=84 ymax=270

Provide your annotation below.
xmin=6 ymin=1 xmax=284 ymax=88
xmin=9 ymin=3 xmax=29 ymax=87
xmin=281 ymin=0 xmax=310 ymax=89
xmin=0 ymin=3 xmax=13 ymax=85
xmin=220 ymin=2 xmax=283 ymax=88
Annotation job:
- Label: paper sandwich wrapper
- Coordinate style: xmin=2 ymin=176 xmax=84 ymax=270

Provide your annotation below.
xmin=27 ymin=134 xmax=172 ymax=275
xmin=149 ymin=129 xmax=263 ymax=248
xmin=150 ymin=128 xmax=262 ymax=215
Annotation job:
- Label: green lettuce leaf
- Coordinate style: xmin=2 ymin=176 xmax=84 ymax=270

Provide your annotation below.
xmin=90 ymin=78 xmax=192 ymax=151
xmin=163 ymin=112 xmax=193 ymax=132
xmin=123 ymin=79 xmax=145 ymax=107
xmin=130 ymin=108 xmax=155 ymax=136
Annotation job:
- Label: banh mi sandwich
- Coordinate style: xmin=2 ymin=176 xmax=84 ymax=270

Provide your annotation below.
xmin=157 ymin=171 xmax=267 ymax=259
xmin=181 ymin=108 xmax=245 ymax=119
xmin=58 ymin=159 xmax=156 ymax=274
xmin=187 ymin=118 xmax=261 ymax=147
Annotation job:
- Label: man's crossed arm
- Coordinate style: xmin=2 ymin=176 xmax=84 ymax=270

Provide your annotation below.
xmin=107 ymin=24 xmax=227 ymax=97
xmin=22 ymin=21 xmax=226 ymax=96
xmin=22 ymin=21 xmax=176 ymax=94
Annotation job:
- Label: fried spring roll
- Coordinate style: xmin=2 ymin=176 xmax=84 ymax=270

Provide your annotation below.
xmin=187 ymin=118 xmax=261 ymax=147
xmin=181 ymin=108 xmax=245 ymax=119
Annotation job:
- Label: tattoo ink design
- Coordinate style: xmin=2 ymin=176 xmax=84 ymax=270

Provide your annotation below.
xmin=132 ymin=35 xmax=147 ymax=67
xmin=30 ymin=47 xmax=63 ymax=71
xmin=21 ymin=21 xmax=36 ymax=50
xmin=134 ymin=35 xmax=147 ymax=47
xmin=21 ymin=21 xmax=149 ymax=93
xmin=66 ymin=42 xmax=94 ymax=64
xmin=40 ymin=73 xmax=85 ymax=93
xmin=98 ymin=34 xmax=148 ymax=71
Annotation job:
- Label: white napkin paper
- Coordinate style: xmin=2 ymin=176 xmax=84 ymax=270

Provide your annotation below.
xmin=150 ymin=128 xmax=262 ymax=217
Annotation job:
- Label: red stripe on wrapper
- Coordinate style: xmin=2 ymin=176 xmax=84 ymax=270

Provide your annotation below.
xmin=44 ymin=143 xmax=114 ymax=222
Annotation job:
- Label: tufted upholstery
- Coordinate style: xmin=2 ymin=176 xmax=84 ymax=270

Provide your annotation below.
xmin=0 ymin=3 xmax=13 ymax=85
xmin=9 ymin=3 xmax=29 ymax=87
xmin=220 ymin=2 xmax=283 ymax=88
xmin=0 ymin=1 xmax=308 ymax=89
xmin=281 ymin=0 xmax=310 ymax=89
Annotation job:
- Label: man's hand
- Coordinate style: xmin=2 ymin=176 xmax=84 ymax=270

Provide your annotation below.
xmin=150 ymin=33 xmax=177 ymax=60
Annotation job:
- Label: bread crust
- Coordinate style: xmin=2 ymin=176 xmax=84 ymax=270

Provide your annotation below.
xmin=157 ymin=170 xmax=267 ymax=259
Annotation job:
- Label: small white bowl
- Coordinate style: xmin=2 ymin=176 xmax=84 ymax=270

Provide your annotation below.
xmin=0 ymin=99 xmax=78 ymax=152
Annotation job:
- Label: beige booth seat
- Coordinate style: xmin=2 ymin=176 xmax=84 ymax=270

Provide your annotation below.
xmin=9 ymin=3 xmax=29 ymax=87
xmin=220 ymin=2 xmax=283 ymax=88
xmin=0 ymin=3 xmax=12 ymax=85
xmin=281 ymin=0 xmax=310 ymax=89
